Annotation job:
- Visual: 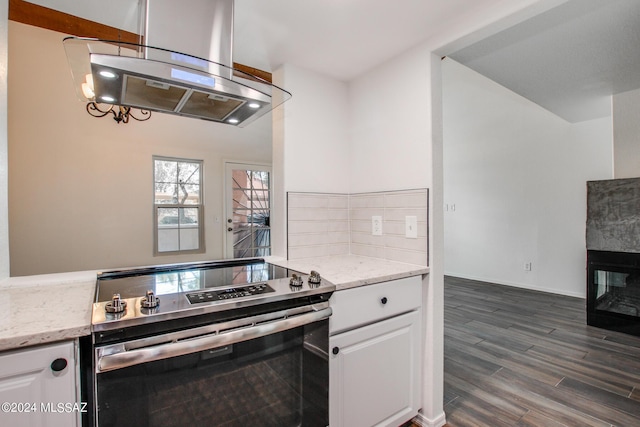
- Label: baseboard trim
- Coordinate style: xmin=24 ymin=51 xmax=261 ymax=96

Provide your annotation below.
xmin=412 ymin=411 xmax=446 ymax=427
xmin=443 ymin=271 xmax=585 ymax=299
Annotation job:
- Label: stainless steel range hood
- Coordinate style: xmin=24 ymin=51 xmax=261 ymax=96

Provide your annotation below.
xmin=63 ymin=0 xmax=290 ymax=127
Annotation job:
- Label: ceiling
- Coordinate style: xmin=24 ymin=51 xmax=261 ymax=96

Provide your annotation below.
xmin=449 ymin=0 xmax=640 ymax=123
xmin=23 ymin=0 xmax=640 ymax=123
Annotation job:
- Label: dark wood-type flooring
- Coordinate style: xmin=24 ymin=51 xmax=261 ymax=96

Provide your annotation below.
xmin=443 ymin=276 xmax=640 ymax=426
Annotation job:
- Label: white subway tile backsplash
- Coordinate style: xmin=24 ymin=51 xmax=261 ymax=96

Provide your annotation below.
xmin=287 ymin=189 xmax=428 ymax=265
xmin=288 ymin=221 xmax=329 ymax=234
xmin=288 ymin=194 xmax=331 ymax=208
xmin=349 ymin=194 xmax=385 ymax=208
xmin=328 ymin=209 xmax=349 ymax=220
xmin=384 ymin=208 xmax=428 ymax=222
xmin=385 ymin=247 xmax=428 ymax=266
xmin=349 ymin=232 xmax=378 ymax=246
xmin=350 ymin=243 xmax=386 ymax=259
xmin=349 ymin=208 xmax=384 ymax=221
xmin=288 ymin=245 xmax=328 ymax=259
xmin=384 ymin=235 xmax=428 ymax=252
xmin=327 ymin=243 xmax=350 ymax=256
xmin=288 ymin=193 xmax=349 ymax=260
xmin=349 ymin=220 xmax=370 ymax=233
xmin=288 ymin=207 xmax=329 ymax=221
xmin=384 ymin=191 xmax=428 ymax=208
xmin=328 ymin=221 xmax=349 ymax=232
xmin=328 ymin=196 xmax=349 ymax=209
xmin=288 ymin=233 xmax=328 ymax=247
xmin=327 ymin=231 xmax=350 ymax=244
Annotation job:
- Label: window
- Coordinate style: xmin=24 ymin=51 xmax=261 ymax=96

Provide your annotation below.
xmin=153 ymin=156 xmax=204 ymax=254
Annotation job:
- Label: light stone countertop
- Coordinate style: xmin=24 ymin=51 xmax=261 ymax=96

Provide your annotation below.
xmin=266 ymin=255 xmax=429 ymax=290
xmin=0 ymin=256 xmax=428 ymax=352
xmin=0 ymin=271 xmax=97 ymax=352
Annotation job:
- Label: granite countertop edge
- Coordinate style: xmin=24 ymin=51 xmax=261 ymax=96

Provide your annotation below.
xmin=0 ymin=271 xmax=98 ymax=353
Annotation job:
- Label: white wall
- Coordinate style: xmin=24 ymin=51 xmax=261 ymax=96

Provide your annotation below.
xmin=613 ymin=88 xmax=640 ymax=178
xmin=443 ymin=58 xmax=613 ymax=298
xmin=280 ymin=64 xmax=351 ymax=194
xmin=271 ymin=63 xmax=350 ymax=258
xmin=348 ymin=46 xmax=432 ymax=193
xmin=0 ymin=0 xmax=7 ymax=280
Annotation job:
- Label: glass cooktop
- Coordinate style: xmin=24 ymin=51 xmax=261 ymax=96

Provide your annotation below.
xmin=95 ymin=258 xmax=289 ymax=303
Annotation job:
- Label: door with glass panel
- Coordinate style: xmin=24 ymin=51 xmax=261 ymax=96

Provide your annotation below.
xmin=225 ymin=163 xmax=272 ymax=258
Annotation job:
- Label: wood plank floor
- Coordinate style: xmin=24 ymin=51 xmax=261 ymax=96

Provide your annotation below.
xmin=443 ymin=276 xmax=640 ymax=427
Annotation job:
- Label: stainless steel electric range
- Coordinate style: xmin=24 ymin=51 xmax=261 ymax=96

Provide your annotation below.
xmin=83 ymin=258 xmax=334 ymax=427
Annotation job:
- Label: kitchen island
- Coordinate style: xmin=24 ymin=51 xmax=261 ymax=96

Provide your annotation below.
xmin=0 ymin=256 xmax=428 ymax=351
xmin=0 ymin=256 xmax=429 ymax=427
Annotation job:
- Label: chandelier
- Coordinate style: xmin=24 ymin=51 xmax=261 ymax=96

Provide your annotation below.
xmin=86 ymin=102 xmax=151 ymax=124
xmin=81 ymin=73 xmax=151 ymax=124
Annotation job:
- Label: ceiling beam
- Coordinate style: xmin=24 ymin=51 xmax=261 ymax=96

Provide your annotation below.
xmin=8 ymin=0 xmax=272 ymax=83
xmin=8 ymin=0 xmax=140 ymax=44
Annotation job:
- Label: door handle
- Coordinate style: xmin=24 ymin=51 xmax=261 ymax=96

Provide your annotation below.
xmin=50 ymin=358 xmax=67 ymax=372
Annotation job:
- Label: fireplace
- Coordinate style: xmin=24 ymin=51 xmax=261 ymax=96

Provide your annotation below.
xmin=587 ymin=250 xmax=640 ymax=335
xmin=586 ymin=178 xmax=640 ymax=336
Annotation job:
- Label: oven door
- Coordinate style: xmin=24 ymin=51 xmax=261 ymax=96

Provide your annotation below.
xmin=92 ymin=304 xmax=331 ymax=427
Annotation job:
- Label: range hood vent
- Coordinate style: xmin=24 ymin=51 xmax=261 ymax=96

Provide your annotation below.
xmin=63 ymin=0 xmax=290 ymax=126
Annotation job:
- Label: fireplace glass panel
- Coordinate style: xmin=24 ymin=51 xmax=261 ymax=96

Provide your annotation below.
xmin=587 ymin=250 xmax=640 ymax=335
xmin=593 ymin=270 xmax=639 ymax=316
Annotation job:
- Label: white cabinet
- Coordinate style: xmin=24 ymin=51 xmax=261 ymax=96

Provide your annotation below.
xmin=0 ymin=340 xmax=79 ymax=427
xmin=329 ymin=276 xmax=422 ymax=427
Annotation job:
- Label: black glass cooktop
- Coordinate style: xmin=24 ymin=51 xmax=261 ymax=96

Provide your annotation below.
xmin=95 ymin=258 xmax=289 ymax=303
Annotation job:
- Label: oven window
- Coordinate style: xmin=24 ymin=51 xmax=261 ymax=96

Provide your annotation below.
xmin=95 ymin=323 xmax=328 ymax=427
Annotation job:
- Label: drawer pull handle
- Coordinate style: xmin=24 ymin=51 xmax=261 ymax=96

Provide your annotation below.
xmin=332 ymin=347 xmax=340 ymax=355
xmin=50 ymin=358 xmax=67 ymax=372
xmin=381 ymin=297 xmax=388 ymax=305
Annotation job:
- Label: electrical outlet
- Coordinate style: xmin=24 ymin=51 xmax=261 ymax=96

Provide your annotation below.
xmin=405 ymin=216 xmax=418 ymax=238
xmin=524 ymin=262 xmax=532 ymax=271
xmin=372 ymin=216 xmax=382 ymax=236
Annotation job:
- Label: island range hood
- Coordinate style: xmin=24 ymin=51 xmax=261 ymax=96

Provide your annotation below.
xmin=63 ymin=0 xmax=290 ymax=127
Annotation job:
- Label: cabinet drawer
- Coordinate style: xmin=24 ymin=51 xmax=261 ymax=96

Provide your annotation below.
xmin=329 ymin=276 xmax=422 ymax=334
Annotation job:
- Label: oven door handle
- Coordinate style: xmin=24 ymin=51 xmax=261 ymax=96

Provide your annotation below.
xmin=97 ymin=306 xmax=332 ymax=373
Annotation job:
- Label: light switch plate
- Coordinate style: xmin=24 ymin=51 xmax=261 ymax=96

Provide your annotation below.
xmin=405 ymin=216 xmax=418 ymax=238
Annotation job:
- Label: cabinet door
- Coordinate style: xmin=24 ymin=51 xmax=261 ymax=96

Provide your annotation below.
xmin=329 ymin=310 xmax=421 ymax=427
xmin=0 ymin=341 xmax=78 ymax=427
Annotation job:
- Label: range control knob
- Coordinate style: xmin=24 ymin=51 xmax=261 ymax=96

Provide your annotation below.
xmin=308 ymin=270 xmax=322 ymax=285
xmin=289 ymin=273 xmax=304 ymax=287
xmin=141 ymin=290 xmax=160 ymax=309
xmin=105 ymin=293 xmax=127 ymax=313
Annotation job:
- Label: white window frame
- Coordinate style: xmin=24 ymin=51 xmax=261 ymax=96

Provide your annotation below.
xmin=153 ymin=156 xmax=205 ymax=255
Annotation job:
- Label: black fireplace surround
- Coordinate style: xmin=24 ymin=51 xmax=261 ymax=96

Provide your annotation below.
xmin=587 ymin=250 xmax=640 ymax=336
